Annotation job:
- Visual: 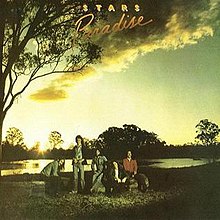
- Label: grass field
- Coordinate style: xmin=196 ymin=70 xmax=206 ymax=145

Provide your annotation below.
xmin=1 ymin=162 xmax=220 ymax=219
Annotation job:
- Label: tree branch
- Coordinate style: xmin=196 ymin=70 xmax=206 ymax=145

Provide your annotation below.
xmin=2 ymin=1 xmax=45 ymax=81
xmin=32 ymin=57 xmax=91 ymax=81
xmin=0 ymin=1 xmax=6 ymax=76
xmin=3 ymin=71 xmax=14 ymax=106
xmin=3 ymin=64 xmax=41 ymax=116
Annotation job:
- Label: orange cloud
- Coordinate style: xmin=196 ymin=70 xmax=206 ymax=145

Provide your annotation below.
xmin=29 ymin=86 xmax=68 ymax=102
xmin=30 ymin=67 xmax=97 ymax=101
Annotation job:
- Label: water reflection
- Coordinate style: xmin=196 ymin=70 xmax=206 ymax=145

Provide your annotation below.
xmin=146 ymin=158 xmax=212 ymax=169
xmin=1 ymin=159 xmax=92 ymax=176
xmin=1 ymin=158 xmax=216 ymax=176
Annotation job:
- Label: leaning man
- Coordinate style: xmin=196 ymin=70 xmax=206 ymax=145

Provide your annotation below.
xmin=41 ymin=159 xmax=65 ymax=195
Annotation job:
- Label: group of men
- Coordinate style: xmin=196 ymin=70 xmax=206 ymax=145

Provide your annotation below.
xmin=40 ymin=135 xmax=149 ymax=195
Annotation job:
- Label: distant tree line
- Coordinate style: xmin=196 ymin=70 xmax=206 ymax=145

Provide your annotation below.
xmin=2 ymin=120 xmax=220 ymax=162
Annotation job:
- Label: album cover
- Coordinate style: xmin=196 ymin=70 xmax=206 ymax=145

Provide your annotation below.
xmin=0 ymin=0 xmax=220 ymax=219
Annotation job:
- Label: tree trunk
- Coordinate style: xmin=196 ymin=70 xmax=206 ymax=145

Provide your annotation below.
xmin=0 ymin=109 xmax=3 ymax=177
xmin=0 ymin=82 xmax=5 ymax=177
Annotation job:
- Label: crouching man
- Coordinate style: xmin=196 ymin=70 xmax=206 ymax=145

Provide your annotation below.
xmin=41 ymin=159 xmax=65 ymax=195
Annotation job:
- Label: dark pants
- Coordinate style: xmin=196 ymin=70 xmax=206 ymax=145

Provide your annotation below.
xmin=41 ymin=175 xmax=61 ymax=196
xmin=104 ymin=178 xmax=127 ymax=194
xmin=135 ymin=173 xmax=150 ymax=192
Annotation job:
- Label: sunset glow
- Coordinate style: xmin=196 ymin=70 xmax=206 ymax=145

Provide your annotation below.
xmin=2 ymin=0 xmax=220 ymax=148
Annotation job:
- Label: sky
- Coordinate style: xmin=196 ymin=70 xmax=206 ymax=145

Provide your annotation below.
xmin=2 ymin=0 xmax=220 ymax=149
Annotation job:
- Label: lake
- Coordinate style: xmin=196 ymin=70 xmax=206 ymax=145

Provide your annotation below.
xmin=145 ymin=158 xmax=213 ymax=168
xmin=1 ymin=158 xmax=213 ymax=176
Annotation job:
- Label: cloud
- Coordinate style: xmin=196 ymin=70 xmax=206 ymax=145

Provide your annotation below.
xmin=30 ymin=0 xmax=220 ymax=101
xmin=29 ymin=86 xmax=68 ymax=102
xmin=30 ymin=67 xmax=98 ymax=101
xmin=92 ymin=0 xmax=219 ymax=72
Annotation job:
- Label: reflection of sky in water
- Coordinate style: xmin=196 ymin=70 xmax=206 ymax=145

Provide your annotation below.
xmin=1 ymin=159 xmax=92 ymax=176
xmin=147 ymin=158 xmax=215 ymax=169
xmin=1 ymin=158 xmax=217 ymax=176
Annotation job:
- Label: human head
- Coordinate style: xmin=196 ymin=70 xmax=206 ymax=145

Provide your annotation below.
xmin=127 ymin=150 xmax=132 ymax=159
xmin=75 ymin=135 xmax=84 ymax=146
xmin=95 ymin=149 xmax=101 ymax=156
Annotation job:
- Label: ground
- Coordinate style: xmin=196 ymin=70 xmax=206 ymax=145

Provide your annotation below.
xmin=1 ymin=163 xmax=220 ymax=219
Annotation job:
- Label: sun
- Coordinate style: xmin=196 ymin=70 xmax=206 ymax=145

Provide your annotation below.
xmin=24 ymin=131 xmax=49 ymax=150
xmin=28 ymin=139 xmax=49 ymax=152
xmin=38 ymin=143 xmax=48 ymax=152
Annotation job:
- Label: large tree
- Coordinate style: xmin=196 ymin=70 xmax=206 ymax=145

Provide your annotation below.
xmin=195 ymin=119 xmax=220 ymax=162
xmin=2 ymin=127 xmax=28 ymax=161
xmin=5 ymin=127 xmax=25 ymax=146
xmin=97 ymin=124 xmax=165 ymax=158
xmin=195 ymin=119 xmax=220 ymax=146
xmin=0 ymin=0 xmax=102 ymax=175
xmin=48 ymin=131 xmax=64 ymax=149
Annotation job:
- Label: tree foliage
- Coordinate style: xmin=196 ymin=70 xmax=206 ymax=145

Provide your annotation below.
xmin=5 ymin=127 xmax=25 ymax=146
xmin=48 ymin=131 xmax=64 ymax=148
xmin=84 ymin=138 xmax=97 ymax=149
xmin=0 ymin=0 xmax=103 ymax=174
xmin=195 ymin=119 xmax=220 ymax=146
xmin=1 ymin=0 xmax=102 ymax=120
xmin=97 ymin=124 xmax=165 ymax=158
xmin=2 ymin=127 xmax=27 ymax=161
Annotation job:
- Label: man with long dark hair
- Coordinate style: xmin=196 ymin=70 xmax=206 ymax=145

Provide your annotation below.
xmin=123 ymin=150 xmax=137 ymax=178
xmin=41 ymin=159 xmax=65 ymax=195
xmin=90 ymin=148 xmax=107 ymax=193
xmin=123 ymin=150 xmax=149 ymax=192
xmin=72 ymin=135 xmax=85 ymax=193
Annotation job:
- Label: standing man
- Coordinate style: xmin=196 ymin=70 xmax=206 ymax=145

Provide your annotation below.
xmin=72 ymin=135 xmax=85 ymax=193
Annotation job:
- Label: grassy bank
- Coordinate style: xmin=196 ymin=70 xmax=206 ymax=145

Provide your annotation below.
xmin=1 ymin=163 xmax=220 ymax=219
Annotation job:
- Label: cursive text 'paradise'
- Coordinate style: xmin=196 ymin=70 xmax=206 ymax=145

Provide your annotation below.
xmin=75 ymin=13 xmax=153 ymax=37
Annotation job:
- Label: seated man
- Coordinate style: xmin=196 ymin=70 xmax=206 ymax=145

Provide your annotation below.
xmin=123 ymin=150 xmax=137 ymax=178
xmin=103 ymin=161 xmax=127 ymax=194
xmin=41 ymin=159 xmax=65 ymax=195
xmin=123 ymin=151 xmax=149 ymax=192
xmin=123 ymin=151 xmax=138 ymax=190
xmin=90 ymin=148 xmax=107 ymax=193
